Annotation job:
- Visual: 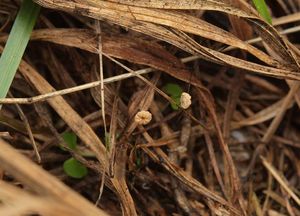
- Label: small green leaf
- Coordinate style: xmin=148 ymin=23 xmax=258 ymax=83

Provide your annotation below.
xmin=163 ymin=83 xmax=183 ymax=110
xmin=63 ymin=157 xmax=88 ymax=179
xmin=60 ymin=132 xmax=77 ymax=150
xmin=163 ymin=83 xmax=183 ymax=97
xmin=252 ymin=0 xmax=272 ymax=24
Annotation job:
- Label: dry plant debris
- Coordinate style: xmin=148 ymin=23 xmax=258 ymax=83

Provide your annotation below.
xmin=1 ymin=0 xmax=300 ymax=215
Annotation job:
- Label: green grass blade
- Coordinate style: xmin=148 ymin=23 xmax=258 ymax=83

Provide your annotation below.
xmin=0 ymin=0 xmax=40 ymax=101
xmin=252 ymin=0 xmax=272 ymax=24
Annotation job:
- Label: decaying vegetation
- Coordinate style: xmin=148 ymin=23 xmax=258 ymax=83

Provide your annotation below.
xmin=1 ymin=0 xmax=300 ymax=215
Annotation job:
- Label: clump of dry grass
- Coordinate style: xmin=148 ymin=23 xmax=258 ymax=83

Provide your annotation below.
xmin=1 ymin=0 xmax=300 ymax=215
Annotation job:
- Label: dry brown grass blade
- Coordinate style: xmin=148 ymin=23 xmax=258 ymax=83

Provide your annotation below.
xmin=195 ymin=87 xmax=246 ymax=213
xmin=110 ymin=177 xmax=137 ymax=216
xmin=94 ymin=20 xmax=107 ymax=207
xmin=2 ymin=27 xmax=297 ymax=88
xmin=102 ymin=0 xmax=250 ymax=11
xmin=108 ymin=73 xmax=161 ymax=216
xmin=222 ymin=0 xmax=252 ymax=138
xmin=150 ymin=102 xmax=194 ymax=215
xmin=223 ymin=71 xmax=245 ymax=137
xmin=262 ymin=82 xmax=300 ymax=143
xmin=140 ymin=130 xmax=241 ymax=215
xmin=13 ymin=28 xmax=300 ymax=81
xmin=34 ymin=0 xmax=300 ymax=70
xmin=261 ymin=156 xmax=300 ymax=206
xmin=263 ymin=190 xmax=300 ymax=215
xmin=108 ymin=96 xmax=119 ymax=177
xmin=33 ymin=0 xmax=300 ymax=70
xmin=246 ymin=19 xmax=298 ymax=67
xmin=16 ymin=56 xmax=106 ymax=166
xmin=98 ymin=89 xmax=138 ymax=216
xmin=251 ymin=192 xmax=264 ymax=216
xmin=232 ymin=97 xmax=294 ymax=128
xmin=245 ymin=75 xmax=283 ymax=94
xmin=119 ymin=0 xmax=299 ymax=67
xmin=8 ymin=92 xmax=41 ymax=163
xmin=0 ymin=113 xmax=48 ymax=140
xmin=204 ymin=133 xmax=227 ymax=198
xmin=257 ymin=42 xmax=300 ymax=145
xmin=273 ymin=12 xmax=300 ymax=25
xmin=0 ymin=139 xmax=109 ymax=216
xmin=38 ymin=0 xmax=264 ymax=56
xmin=26 ymin=29 xmax=208 ymax=88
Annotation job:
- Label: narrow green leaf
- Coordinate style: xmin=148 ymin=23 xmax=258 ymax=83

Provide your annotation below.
xmin=61 ymin=131 xmax=77 ymax=150
xmin=252 ymin=0 xmax=272 ymax=24
xmin=63 ymin=157 xmax=88 ymax=179
xmin=0 ymin=0 xmax=40 ymax=102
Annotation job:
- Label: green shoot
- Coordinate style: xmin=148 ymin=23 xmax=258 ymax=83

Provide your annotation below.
xmin=252 ymin=0 xmax=272 ymax=24
xmin=0 ymin=0 xmax=40 ymax=105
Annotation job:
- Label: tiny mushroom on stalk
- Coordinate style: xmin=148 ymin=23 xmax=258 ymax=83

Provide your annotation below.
xmin=180 ymin=92 xmax=192 ymax=109
xmin=134 ymin=110 xmax=152 ymax=125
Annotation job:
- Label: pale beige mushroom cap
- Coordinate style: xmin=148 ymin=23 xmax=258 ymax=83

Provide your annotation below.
xmin=180 ymin=92 xmax=192 ymax=109
xmin=134 ymin=110 xmax=152 ymax=125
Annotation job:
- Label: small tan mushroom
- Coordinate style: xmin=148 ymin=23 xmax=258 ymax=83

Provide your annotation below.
xmin=180 ymin=92 xmax=192 ymax=109
xmin=134 ymin=110 xmax=152 ymax=125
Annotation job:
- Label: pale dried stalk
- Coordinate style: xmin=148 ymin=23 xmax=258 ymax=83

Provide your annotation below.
xmin=95 ymin=19 xmax=107 ymax=206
